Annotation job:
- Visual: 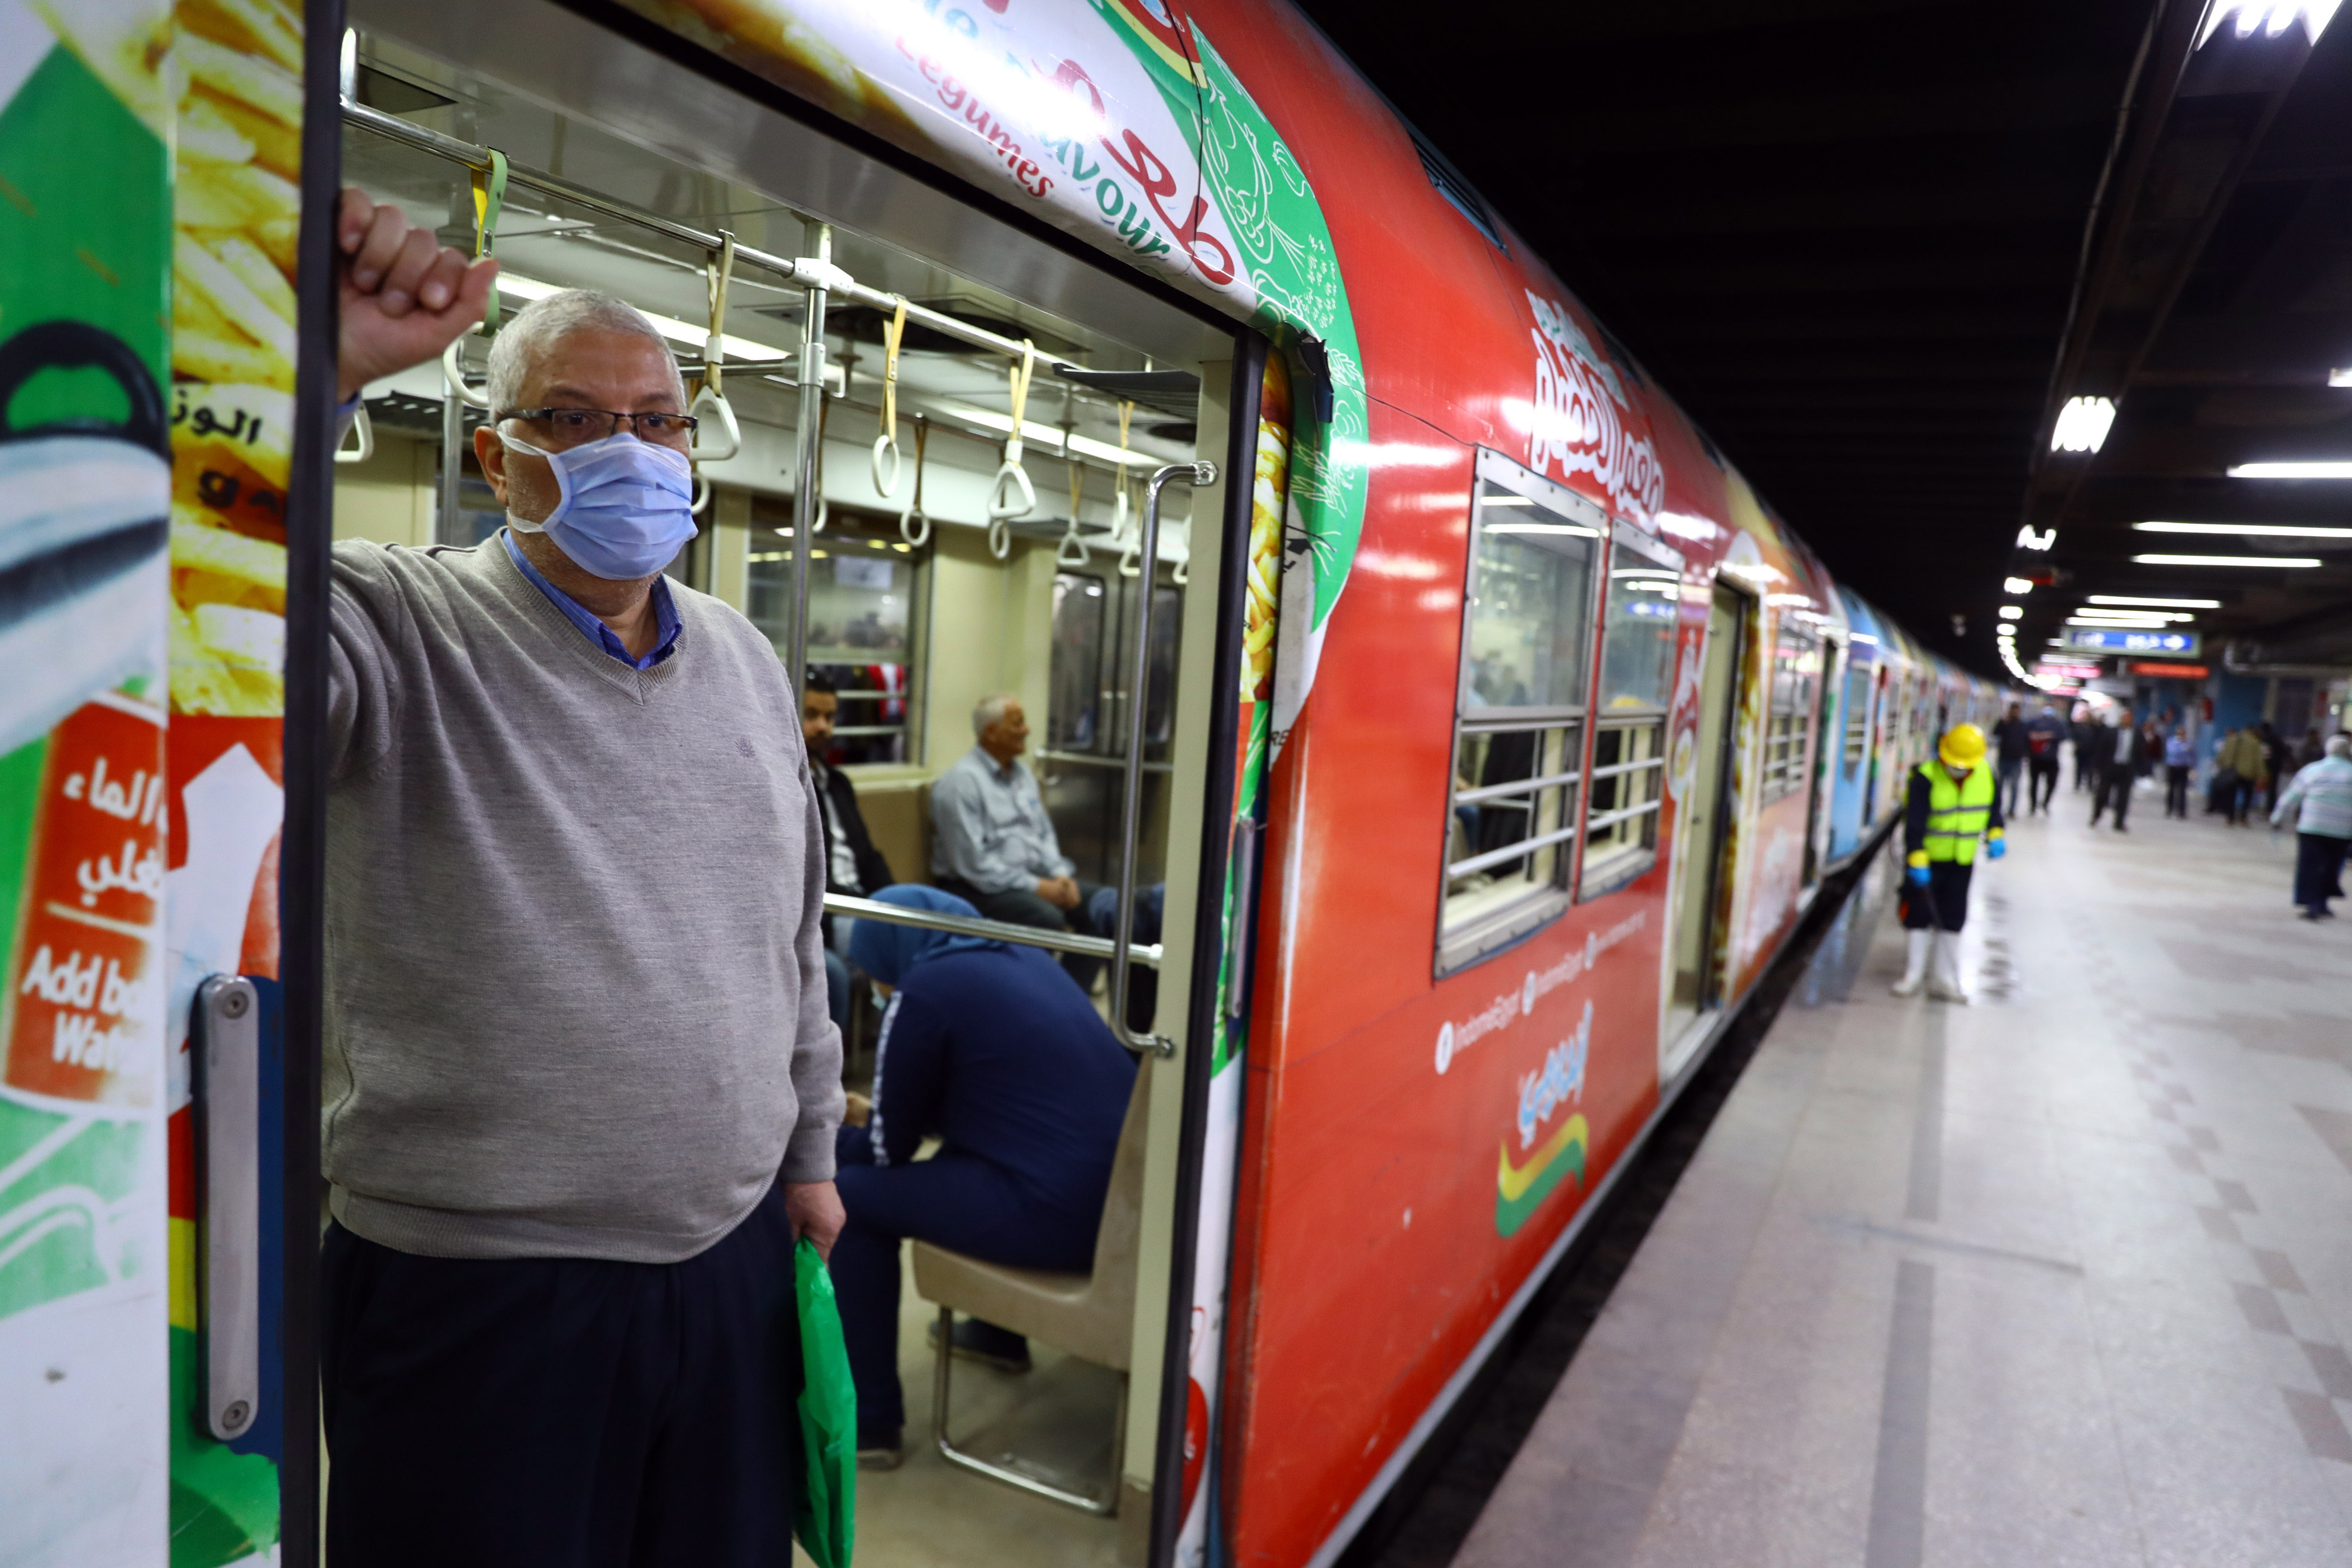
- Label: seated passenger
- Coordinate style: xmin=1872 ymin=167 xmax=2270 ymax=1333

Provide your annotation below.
xmin=832 ymin=885 xmax=1138 ymax=1469
xmin=929 ymin=693 xmax=1098 ymax=936
xmin=803 ymin=671 xmax=895 ymax=1029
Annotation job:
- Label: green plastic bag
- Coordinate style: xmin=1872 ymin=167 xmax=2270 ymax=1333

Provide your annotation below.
xmin=795 ymin=1237 xmax=858 ymax=1568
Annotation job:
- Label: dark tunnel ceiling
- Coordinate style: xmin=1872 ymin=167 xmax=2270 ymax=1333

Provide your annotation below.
xmin=1288 ymin=0 xmax=2184 ymax=676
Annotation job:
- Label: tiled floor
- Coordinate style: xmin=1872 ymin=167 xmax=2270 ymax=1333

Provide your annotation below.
xmin=1455 ymin=777 xmax=2352 ymax=1567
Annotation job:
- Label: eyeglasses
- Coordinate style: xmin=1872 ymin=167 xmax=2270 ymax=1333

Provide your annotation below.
xmin=497 ymin=407 xmax=700 ymax=447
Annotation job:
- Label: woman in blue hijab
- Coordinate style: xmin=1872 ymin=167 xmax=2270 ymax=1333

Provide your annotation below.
xmin=832 ymin=885 xmax=1138 ymax=1468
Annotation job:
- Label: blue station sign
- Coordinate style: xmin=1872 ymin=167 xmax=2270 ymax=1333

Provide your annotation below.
xmin=2062 ymin=628 xmax=2202 ymax=655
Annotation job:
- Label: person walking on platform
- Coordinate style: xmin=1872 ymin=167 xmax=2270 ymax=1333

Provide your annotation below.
xmin=316 ymin=193 xmax=842 ymax=1565
xmin=2163 ymin=727 xmax=2196 ymax=819
xmin=1893 ymin=723 xmax=2006 ymax=1004
xmin=2070 ymin=703 xmax=2100 ymax=793
xmin=2089 ymin=710 xmax=2148 ymax=832
xmin=2271 ymin=734 xmax=2352 ymax=920
xmin=2025 ymin=701 xmax=2066 ymax=813
xmin=1993 ymin=700 xmax=2029 ymax=821
xmin=2217 ymin=724 xmax=2268 ymax=825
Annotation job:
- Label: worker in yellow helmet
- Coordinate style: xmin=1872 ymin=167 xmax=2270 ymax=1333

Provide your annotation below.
xmin=1892 ymin=722 xmax=2006 ymax=1003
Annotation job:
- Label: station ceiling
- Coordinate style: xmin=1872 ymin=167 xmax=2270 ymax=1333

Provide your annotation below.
xmin=1294 ymin=0 xmax=2352 ymax=681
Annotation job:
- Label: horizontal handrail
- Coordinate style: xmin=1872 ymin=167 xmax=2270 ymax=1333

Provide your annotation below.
xmin=1455 ymin=766 xmax=1582 ymax=805
xmin=1582 ymin=799 xmax=1664 ymax=835
xmin=1586 ymin=755 xmax=1667 ymax=784
xmin=1458 ymin=707 xmax=1585 ymax=734
xmin=1038 ymin=748 xmax=1174 ymax=775
xmin=343 ymin=99 xmax=1049 ymax=365
xmin=1448 ymin=821 xmax=1580 ymax=881
xmin=823 ymin=892 xmax=1161 ymax=969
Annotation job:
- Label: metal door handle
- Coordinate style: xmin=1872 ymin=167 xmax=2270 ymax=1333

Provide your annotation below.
xmin=196 ymin=974 xmax=260 ymax=1441
xmin=1110 ymin=462 xmax=1215 ymax=1057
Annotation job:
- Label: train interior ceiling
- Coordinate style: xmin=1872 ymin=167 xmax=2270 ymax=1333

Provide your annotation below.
xmin=332 ymin=24 xmax=1238 ymax=1565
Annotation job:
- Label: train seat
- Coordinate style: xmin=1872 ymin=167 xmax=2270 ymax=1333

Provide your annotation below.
xmin=910 ymin=1058 xmax=1152 ymax=1512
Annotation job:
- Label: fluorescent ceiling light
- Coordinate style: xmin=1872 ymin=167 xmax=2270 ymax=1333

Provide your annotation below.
xmin=1483 ymin=495 xmax=1535 ymax=507
xmin=2050 ymin=396 xmax=2116 ymax=454
xmin=2016 ymin=525 xmax=2056 ymax=551
xmin=2003 ymin=577 xmax=2034 ymax=594
xmin=2133 ymin=553 xmax=2321 ymax=567
xmin=2086 ymin=594 xmax=2220 ymax=608
xmin=2196 ymin=0 xmax=2342 ymax=46
xmin=2073 ymin=609 xmax=2195 ymax=623
xmin=941 ymin=402 xmax=1157 ymax=466
xmin=2067 ymin=616 xmax=2174 ymax=628
xmin=2228 ymin=462 xmax=2352 ymax=479
xmin=2135 ymin=520 xmax=2352 ymax=538
xmin=1611 ymin=568 xmax=1680 ymax=580
xmin=1998 ymin=606 xmax=2023 ymax=620
xmin=2332 ymin=368 xmax=2352 ymax=388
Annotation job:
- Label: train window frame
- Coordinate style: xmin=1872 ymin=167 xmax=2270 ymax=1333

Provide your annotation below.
xmin=1579 ymin=522 xmax=1684 ymax=901
xmin=1760 ymin=609 xmax=1822 ymax=802
xmin=747 ymin=498 xmax=928 ymax=765
xmin=1435 ymin=449 xmax=1611 ymax=977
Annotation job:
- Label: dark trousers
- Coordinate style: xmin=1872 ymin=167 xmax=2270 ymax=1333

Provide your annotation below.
xmin=321 ymin=1182 xmax=803 ymax=1568
xmin=2028 ymin=758 xmax=2060 ymax=813
xmin=2074 ymin=749 xmax=2094 ymax=790
xmin=2165 ymin=765 xmax=2191 ymax=818
xmin=2092 ymin=766 xmax=2133 ymax=828
xmin=1997 ymin=758 xmax=2023 ymax=821
xmin=2294 ymin=832 xmax=2349 ymax=914
xmin=830 ymin=1125 xmax=1096 ymax=1433
xmin=934 ymin=875 xmax=1107 ymax=988
xmin=1899 ymin=861 xmax=1974 ymax=932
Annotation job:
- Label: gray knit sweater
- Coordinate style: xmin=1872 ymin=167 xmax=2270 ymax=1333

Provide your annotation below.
xmin=322 ymin=537 xmax=842 ymax=1263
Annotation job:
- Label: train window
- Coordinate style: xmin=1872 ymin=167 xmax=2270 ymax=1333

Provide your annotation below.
xmin=1581 ymin=530 xmax=1681 ymax=898
xmin=1761 ymin=613 xmax=1821 ymax=800
xmin=1841 ymin=662 xmax=1871 ymax=780
xmin=1439 ymin=452 xmax=1608 ymax=974
xmin=747 ymin=502 xmax=922 ymax=765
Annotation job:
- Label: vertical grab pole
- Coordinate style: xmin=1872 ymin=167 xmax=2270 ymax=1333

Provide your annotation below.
xmin=1110 ymin=462 xmax=1216 ymax=1058
xmin=790 ymin=223 xmax=831 ymax=700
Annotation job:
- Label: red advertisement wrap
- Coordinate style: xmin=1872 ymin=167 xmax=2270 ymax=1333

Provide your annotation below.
xmin=4 ymin=694 xmax=168 ymax=1108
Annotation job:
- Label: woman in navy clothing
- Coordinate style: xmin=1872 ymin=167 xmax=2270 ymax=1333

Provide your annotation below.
xmin=833 ymin=885 xmax=1138 ymax=1465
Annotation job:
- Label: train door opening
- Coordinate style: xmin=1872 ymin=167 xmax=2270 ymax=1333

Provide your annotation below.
xmin=330 ymin=15 xmax=1245 ymax=1565
xmin=1663 ymin=583 xmax=1749 ymax=1066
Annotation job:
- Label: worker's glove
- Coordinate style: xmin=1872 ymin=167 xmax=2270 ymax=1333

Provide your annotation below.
xmin=1986 ymin=835 xmax=2006 ymax=861
xmin=1907 ymin=860 xmax=1931 ymax=888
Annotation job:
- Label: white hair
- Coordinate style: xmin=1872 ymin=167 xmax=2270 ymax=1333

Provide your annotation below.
xmin=486 ymin=288 xmax=686 ymax=415
xmin=2329 ymin=733 xmax=2351 ymax=759
xmin=973 ymin=692 xmax=1019 ymax=739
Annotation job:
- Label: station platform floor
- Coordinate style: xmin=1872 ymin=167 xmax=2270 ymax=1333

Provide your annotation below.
xmin=1455 ymin=777 xmax=2352 ymax=1567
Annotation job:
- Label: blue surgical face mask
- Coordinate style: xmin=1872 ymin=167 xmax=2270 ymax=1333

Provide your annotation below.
xmin=503 ymin=429 xmax=697 ymax=581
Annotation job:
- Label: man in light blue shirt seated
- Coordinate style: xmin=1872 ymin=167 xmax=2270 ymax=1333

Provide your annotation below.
xmin=929 ymin=695 xmax=1101 ymax=958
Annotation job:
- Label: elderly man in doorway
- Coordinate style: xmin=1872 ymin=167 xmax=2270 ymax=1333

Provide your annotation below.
xmin=320 ymin=190 xmax=842 ymax=1566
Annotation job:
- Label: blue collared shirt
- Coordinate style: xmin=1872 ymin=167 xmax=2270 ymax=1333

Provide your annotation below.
xmin=501 ymin=529 xmax=682 ymax=670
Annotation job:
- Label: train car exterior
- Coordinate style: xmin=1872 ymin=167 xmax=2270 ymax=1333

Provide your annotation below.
xmin=1 ymin=0 xmax=2011 ymax=1561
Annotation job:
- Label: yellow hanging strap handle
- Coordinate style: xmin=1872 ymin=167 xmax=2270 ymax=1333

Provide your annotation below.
xmin=441 ymin=148 xmax=506 ymax=409
xmin=871 ymin=298 xmax=907 ymax=497
xmin=899 ymin=412 xmax=931 ymax=548
xmin=691 ymin=232 xmax=741 ymax=462
xmin=1057 ymin=457 xmax=1089 ymax=567
xmin=986 ymin=340 xmax=1038 ymax=554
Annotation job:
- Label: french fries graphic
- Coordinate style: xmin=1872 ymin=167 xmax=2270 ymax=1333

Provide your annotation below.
xmin=169 ymin=0 xmax=302 ymax=718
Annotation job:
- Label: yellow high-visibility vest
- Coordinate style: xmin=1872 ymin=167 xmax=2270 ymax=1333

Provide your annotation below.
xmin=1917 ymin=760 xmax=1995 ymax=864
